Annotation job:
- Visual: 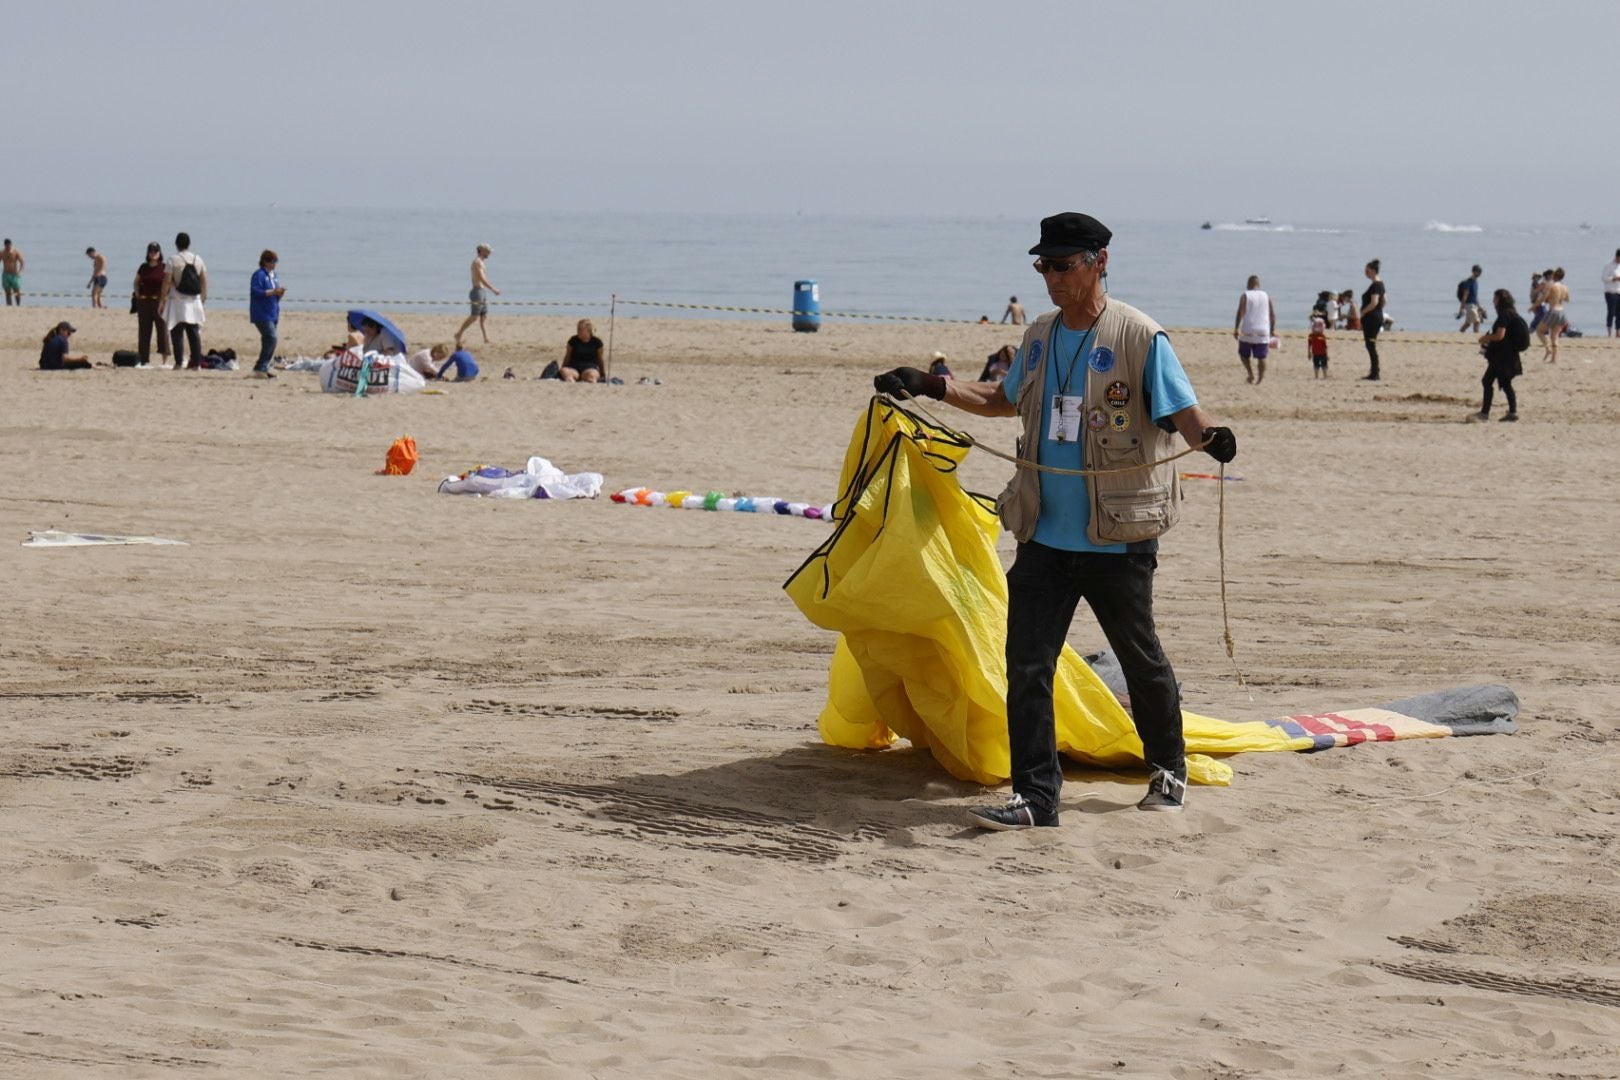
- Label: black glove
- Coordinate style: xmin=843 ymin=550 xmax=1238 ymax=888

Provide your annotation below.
xmin=874 ymin=366 xmax=946 ymax=400
xmin=1202 ymin=426 xmax=1237 ymax=464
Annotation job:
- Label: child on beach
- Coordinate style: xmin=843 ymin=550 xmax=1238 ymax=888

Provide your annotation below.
xmin=1308 ymin=317 xmax=1329 ymax=378
xmin=436 ymin=347 xmax=480 ymax=381
xmin=927 ymin=351 xmax=952 ymax=379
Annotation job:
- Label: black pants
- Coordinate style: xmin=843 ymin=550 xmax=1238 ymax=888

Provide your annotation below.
xmin=136 ymin=299 xmax=168 ymax=364
xmin=1004 ymin=542 xmax=1184 ymax=816
xmin=1606 ymin=292 xmax=1619 ymax=332
xmin=1482 ymin=369 xmax=1516 ymax=414
xmin=1363 ymin=324 xmax=1381 ymax=378
xmin=171 ymin=322 xmax=202 ymax=368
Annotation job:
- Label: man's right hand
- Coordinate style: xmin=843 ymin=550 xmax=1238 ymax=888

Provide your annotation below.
xmin=874 ymin=367 xmax=946 ymax=400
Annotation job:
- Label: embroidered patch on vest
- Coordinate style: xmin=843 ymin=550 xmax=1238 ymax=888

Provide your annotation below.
xmin=1109 ymin=411 xmax=1131 ymax=431
xmin=1027 ymin=339 xmax=1043 ymax=369
xmin=1088 ymin=346 xmax=1116 ymax=373
xmin=1104 ymin=380 xmax=1130 ymax=408
xmin=1086 ymin=406 xmax=1108 ymax=430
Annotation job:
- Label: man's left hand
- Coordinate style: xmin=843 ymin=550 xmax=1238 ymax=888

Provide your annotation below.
xmin=1202 ymin=426 xmax=1237 ymax=463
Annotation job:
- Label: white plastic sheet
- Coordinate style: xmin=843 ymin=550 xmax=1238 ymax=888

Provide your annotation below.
xmin=437 ymin=457 xmax=604 ymax=500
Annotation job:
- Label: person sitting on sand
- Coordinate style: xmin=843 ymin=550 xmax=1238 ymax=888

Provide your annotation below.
xmin=560 ymin=319 xmax=606 ymax=382
xmin=978 ymin=344 xmax=1017 ymax=382
xmin=359 ymin=318 xmax=404 ymax=356
xmin=320 ymin=329 xmax=365 ymax=359
xmin=39 ymin=321 xmax=92 ymax=370
xmin=406 ymin=343 xmax=451 ymax=379
xmin=436 ymin=346 xmax=480 ymax=381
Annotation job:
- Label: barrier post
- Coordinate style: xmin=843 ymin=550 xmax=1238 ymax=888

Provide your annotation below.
xmin=607 ymin=293 xmax=616 ymax=373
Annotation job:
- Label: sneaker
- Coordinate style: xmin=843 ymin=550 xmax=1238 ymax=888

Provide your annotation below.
xmin=1469 ymin=411 xmax=1489 ymax=422
xmin=1360 ymin=374 xmax=1380 ymax=381
xmin=965 ymin=793 xmax=1058 ymax=831
xmin=1499 ymin=412 xmax=1518 ymax=422
xmin=1137 ymin=766 xmax=1187 ymax=812
xmin=253 ymin=368 xmax=276 ymax=379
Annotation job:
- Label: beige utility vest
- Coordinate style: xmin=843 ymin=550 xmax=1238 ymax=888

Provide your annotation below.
xmin=995 ymin=300 xmax=1183 ymax=546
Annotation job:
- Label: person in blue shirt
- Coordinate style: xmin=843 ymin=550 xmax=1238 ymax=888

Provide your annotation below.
xmin=876 ymin=212 xmax=1237 ymax=829
xmin=1456 ymin=264 xmax=1484 ymax=332
xmin=437 ymin=347 xmax=480 ymax=381
xmin=249 ymin=250 xmax=285 ymax=378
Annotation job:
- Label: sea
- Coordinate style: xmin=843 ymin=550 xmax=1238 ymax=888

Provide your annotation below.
xmin=5 ymin=204 xmax=1614 ymax=334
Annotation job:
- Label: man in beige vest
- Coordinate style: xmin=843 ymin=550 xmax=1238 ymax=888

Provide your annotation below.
xmin=875 ymin=212 xmax=1236 ymax=828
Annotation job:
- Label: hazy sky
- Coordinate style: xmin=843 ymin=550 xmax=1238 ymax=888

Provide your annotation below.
xmin=7 ymin=0 xmax=1615 ymax=222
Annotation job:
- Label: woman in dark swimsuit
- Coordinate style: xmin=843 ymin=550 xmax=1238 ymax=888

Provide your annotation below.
xmin=560 ymin=319 xmax=606 ymax=383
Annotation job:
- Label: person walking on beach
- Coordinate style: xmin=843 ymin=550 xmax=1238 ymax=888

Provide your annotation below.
xmin=3 ymin=239 xmax=25 ymax=305
xmin=131 ymin=242 xmax=170 ymax=367
xmin=1359 ymin=260 xmax=1386 ymax=380
xmin=162 ymin=232 xmax=207 ymax=369
xmin=1233 ymin=275 xmax=1275 ymax=385
xmin=873 ymin=211 xmax=1238 ymax=828
xmin=85 ymin=247 xmax=108 ymax=308
xmin=455 ymin=244 xmax=500 ymax=347
xmin=249 ymin=249 xmax=285 ymax=378
xmin=1601 ymin=249 xmax=1620 ymax=337
xmin=1001 ymin=296 xmax=1026 ymax=325
xmin=1455 ymin=264 xmax=1484 ymax=332
xmin=1473 ymin=289 xmax=1529 ymax=423
xmin=1536 ymin=267 xmax=1569 ymax=364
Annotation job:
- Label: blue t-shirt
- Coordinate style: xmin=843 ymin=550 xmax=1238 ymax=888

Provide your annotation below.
xmin=1001 ymin=323 xmax=1197 ymax=552
xmin=249 ymin=268 xmax=280 ymax=324
xmin=439 ymin=349 xmax=479 ymax=380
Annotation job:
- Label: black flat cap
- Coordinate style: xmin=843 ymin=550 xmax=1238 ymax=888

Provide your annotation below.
xmin=1029 ymin=212 xmax=1112 ymax=257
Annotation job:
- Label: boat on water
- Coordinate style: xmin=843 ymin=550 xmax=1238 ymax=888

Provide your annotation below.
xmin=1200 ymin=221 xmax=1212 ymax=230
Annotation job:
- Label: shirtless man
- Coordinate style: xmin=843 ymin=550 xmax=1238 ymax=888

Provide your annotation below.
xmin=1537 ymin=267 xmax=1570 ymax=364
xmin=2 ymin=239 xmax=23 ymax=305
xmin=85 ymin=247 xmax=108 ymax=308
xmin=455 ymin=244 xmax=500 ymax=346
xmin=1001 ymin=295 xmax=1026 ymax=325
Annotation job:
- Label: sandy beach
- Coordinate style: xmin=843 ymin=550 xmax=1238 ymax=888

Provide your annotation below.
xmin=3 ymin=303 xmax=1618 ymax=1078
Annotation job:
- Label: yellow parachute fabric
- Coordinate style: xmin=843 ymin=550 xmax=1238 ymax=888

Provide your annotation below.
xmin=785 ymin=398 xmax=1303 ymax=787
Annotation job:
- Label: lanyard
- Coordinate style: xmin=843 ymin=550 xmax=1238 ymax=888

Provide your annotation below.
xmin=1053 ymin=301 xmax=1106 ymax=398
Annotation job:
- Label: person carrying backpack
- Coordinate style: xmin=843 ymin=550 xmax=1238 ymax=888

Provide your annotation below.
xmin=162 ymin=231 xmax=208 ymax=369
xmin=1473 ymin=288 xmax=1530 ymax=423
xmin=1456 ymin=264 xmax=1484 ymax=332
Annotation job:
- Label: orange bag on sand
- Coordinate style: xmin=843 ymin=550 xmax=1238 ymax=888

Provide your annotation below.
xmin=377 ymin=436 xmax=419 ymax=476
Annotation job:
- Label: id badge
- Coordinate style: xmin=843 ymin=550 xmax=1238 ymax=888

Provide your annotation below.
xmin=1049 ymin=394 xmax=1083 ymax=443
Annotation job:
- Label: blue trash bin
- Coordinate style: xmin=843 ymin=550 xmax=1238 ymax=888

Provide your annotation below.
xmin=792 ymin=279 xmax=820 ymax=333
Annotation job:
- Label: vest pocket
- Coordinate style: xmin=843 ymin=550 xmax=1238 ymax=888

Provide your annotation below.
xmin=1094 ymin=434 xmax=1143 ymax=464
xmin=1099 ymin=486 xmax=1172 ymax=527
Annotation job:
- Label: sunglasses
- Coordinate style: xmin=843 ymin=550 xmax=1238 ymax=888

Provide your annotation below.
xmin=1033 ymin=257 xmax=1089 ymax=275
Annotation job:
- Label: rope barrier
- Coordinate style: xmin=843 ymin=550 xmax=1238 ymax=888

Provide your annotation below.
xmin=12 ymin=291 xmax=607 ymax=308
xmin=13 ymin=289 xmax=1620 ymax=344
xmin=1168 ymin=325 xmax=1619 ymax=348
xmin=614 ymin=298 xmax=978 ymax=323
